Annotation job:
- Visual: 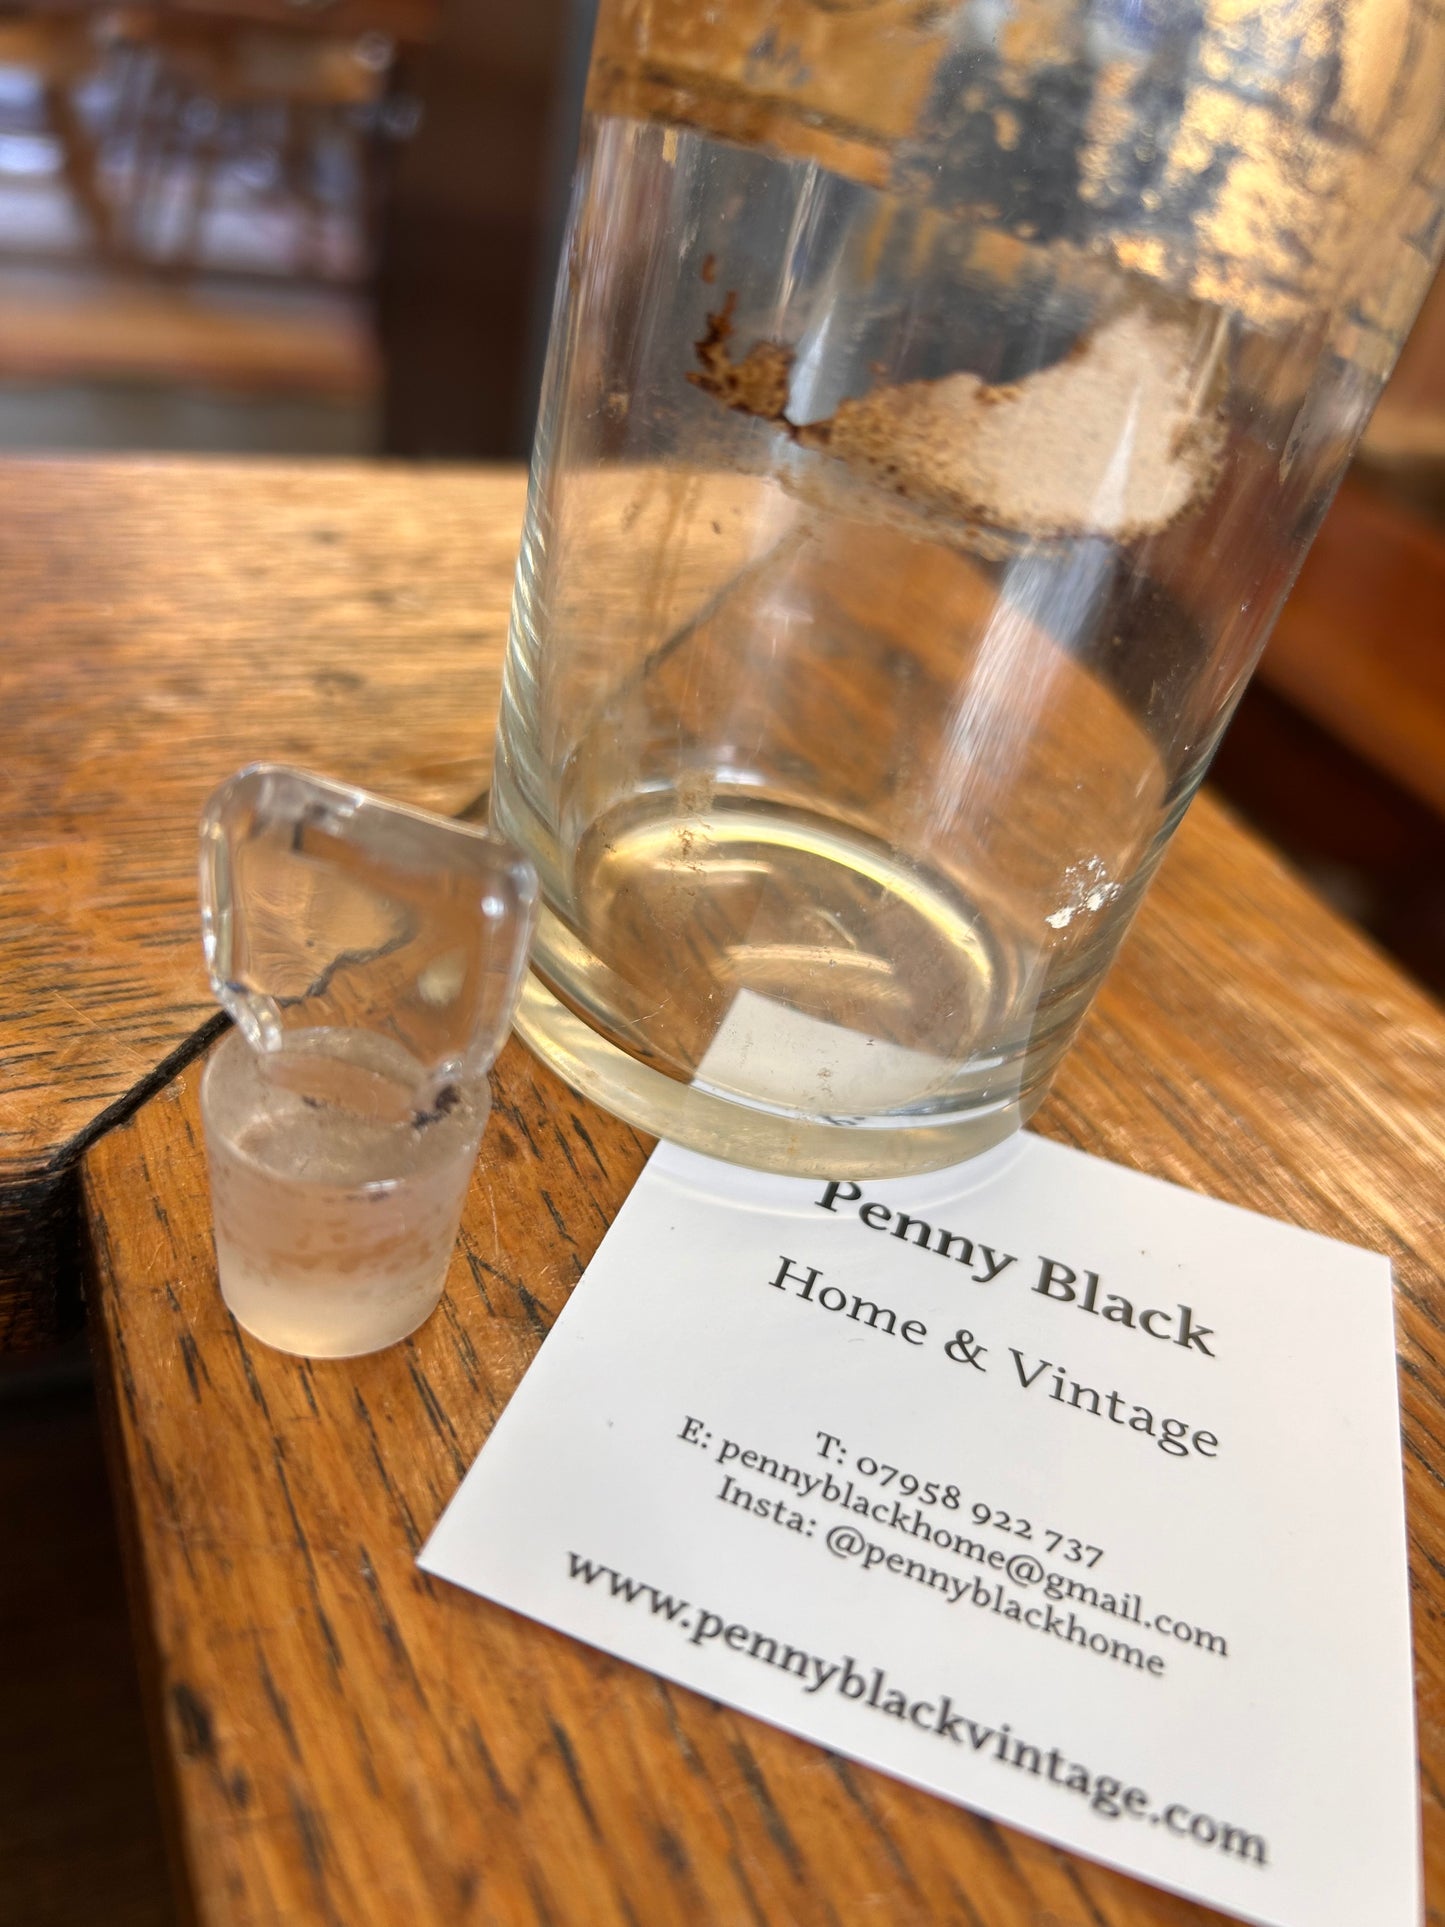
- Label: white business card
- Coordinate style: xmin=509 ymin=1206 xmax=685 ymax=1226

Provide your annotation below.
xmin=421 ymin=1133 xmax=1418 ymax=1927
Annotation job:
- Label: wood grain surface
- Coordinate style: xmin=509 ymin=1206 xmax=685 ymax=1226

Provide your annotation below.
xmin=82 ymin=785 xmax=1445 ymax=1927
xmin=0 ymin=458 xmax=525 ymax=1347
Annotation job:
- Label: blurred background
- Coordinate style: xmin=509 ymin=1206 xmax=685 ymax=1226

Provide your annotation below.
xmin=0 ymin=0 xmax=584 ymax=458
xmin=0 ymin=3 xmax=1440 ymax=1922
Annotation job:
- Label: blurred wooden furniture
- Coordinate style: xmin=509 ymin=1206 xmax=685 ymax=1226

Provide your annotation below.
xmin=0 ymin=457 xmax=1436 ymax=1922
xmin=1213 ymin=471 xmax=1445 ymax=996
xmin=375 ymin=0 xmax=570 ymax=455
xmin=166 ymin=0 xmax=438 ymax=38
xmin=1260 ymin=477 xmax=1445 ymax=822
xmin=0 ymin=16 xmax=113 ymax=248
xmin=0 ymin=7 xmax=431 ymax=278
xmin=1361 ymin=267 xmax=1445 ymax=506
xmin=0 ymin=268 xmax=377 ymax=392
xmin=94 ymin=11 xmax=398 ymax=275
xmin=0 ymin=10 xmax=416 ymax=441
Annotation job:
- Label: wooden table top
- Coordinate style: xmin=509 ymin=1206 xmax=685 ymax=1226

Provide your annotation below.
xmin=0 ymin=458 xmax=519 ymax=1347
xmin=18 ymin=457 xmax=1431 ymax=1926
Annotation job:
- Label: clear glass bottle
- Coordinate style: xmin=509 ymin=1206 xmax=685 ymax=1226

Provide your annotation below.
xmin=493 ymin=0 xmax=1445 ymax=1176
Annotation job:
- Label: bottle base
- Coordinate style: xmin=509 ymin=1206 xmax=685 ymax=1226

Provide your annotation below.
xmin=513 ymin=968 xmax=1035 ymax=1179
